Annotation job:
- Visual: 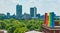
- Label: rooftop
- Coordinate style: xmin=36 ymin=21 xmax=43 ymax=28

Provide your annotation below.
xmin=43 ymin=25 xmax=60 ymax=30
xmin=25 ymin=30 xmax=43 ymax=33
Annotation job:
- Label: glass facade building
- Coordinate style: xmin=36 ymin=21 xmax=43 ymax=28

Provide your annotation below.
xmin=16 ymin=4 xmax=22 ymax=19
xmin=30 ymin=7 xmax=37 ymax=18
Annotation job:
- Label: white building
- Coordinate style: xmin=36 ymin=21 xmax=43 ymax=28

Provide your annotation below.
xmin=25 ymin=30 xmax=43 ymax=33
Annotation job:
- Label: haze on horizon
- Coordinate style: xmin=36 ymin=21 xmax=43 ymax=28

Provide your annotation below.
xmin=0 ymin=0 xmax=60 ymax=16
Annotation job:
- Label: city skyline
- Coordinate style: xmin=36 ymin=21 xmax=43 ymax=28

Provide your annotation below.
xmin=0 ymin=0 xmax=60 ymax=16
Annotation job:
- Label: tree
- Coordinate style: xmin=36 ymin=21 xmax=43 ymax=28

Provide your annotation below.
xmin=0 ymin=20 xmax=6 ymax=29
xmin=14 ymin=27 xmax=28 ymax=33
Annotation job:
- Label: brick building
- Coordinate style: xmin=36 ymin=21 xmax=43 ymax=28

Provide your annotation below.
xmin=42 ymin=21 xmax=60 ymax=33
xmin=42 ymin=12 xmax=60 ymax=33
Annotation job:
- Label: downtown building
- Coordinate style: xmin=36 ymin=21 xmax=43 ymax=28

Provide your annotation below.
xmin=0 ymin=14 xmax=6 ymax=20
xmin=22 ymin=13 xmax=31 ymax=20
xmin=6 ymin=12 xmax=10 ymax=19
xmin=30 ymin=7 xmax=37 ymax=18
xmin=16 ymin=4 xmax=22 ymax=19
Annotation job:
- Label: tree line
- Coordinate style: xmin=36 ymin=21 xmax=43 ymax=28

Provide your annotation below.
xmin=0 ymin=18 xmax=43 ymax=33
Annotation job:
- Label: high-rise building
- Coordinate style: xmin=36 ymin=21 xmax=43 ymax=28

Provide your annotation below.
xmin=36 ymin=14 xmax=40 ymax=18
xmin=0 ymin=14 xmax=6 ymax=19
xmin=16 ymin=4 xmax=22 ymax=19
xmin=7 ymin=12 xmax=10 ymax=19
xmin=30 ymin=7 xmax=37 ymax=18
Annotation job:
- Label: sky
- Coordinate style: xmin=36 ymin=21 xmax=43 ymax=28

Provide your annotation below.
xmin=0 ymin=0 xmax=60 ymax=16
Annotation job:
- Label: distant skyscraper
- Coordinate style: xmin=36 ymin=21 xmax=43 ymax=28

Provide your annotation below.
xmin=16 ymin=4 xmax=22 ymax=19
xmin=36 ymin=14 xmax=40 ymax=18
xmin=7 ymin=12 xmax=10 ymax=19
xmin=30 ymin=7 xmax=37 ymax=18
xmin=0 ymin=14 xmax=6 ymax=19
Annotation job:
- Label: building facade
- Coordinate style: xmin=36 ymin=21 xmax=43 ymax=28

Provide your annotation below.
xmin=22 ymin=13 xmax=31 ymax=20
xmin=36 ymin=14 xmax=40 ymax=18
xmin=16 ymin=4 xmax=22 ymax=19
xmin=42 ymin=22 xmax=60 ymax=33
xmin=0 ymin=14 xmax=6 ymax=19
xmin=42 ymin=12 xmax=60 ymax=33
xmin=7 ymin=12 xmax=10 ymax=19
xmin=30 ymin=7 xmax=37 ymax=18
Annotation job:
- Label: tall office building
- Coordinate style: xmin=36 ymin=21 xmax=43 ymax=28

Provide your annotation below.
xmin=30 ymin=7 xmax=37 ymax=18
xmin=16 ymin=4 xmax=22 ymax=19
xmin=7 ymin=12 xmax=10 ymax=19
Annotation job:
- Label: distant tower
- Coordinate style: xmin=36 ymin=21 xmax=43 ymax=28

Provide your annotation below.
xmin=30 ymin=7 xmax=37 ymax=18
xmin=16 ymin=4 xmax=22 ymax=19
xmin=36 ymin=14 xmax=40 ymax=18
xmin=7 ymin=12 xmax=10 ymax=19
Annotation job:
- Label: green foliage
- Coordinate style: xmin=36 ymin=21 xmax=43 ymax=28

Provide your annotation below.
xmin=14 ymin=27 xmax=28 ymax=33
xmin=0 ymin=18 xmax=44 ymax=33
